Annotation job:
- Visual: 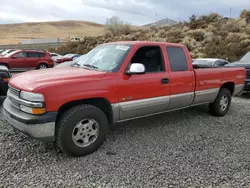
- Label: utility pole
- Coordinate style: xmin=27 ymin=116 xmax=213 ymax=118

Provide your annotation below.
xmin=230 ymin=7 xmax=232 ymax=18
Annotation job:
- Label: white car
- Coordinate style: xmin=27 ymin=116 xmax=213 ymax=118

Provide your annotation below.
xmin=50 ymin=52 xmax=63 ymax=63
xmin=0 ymin=49 xmax=19 ymax=56
xmin=192 ymin=58 xmax=230 ymax=67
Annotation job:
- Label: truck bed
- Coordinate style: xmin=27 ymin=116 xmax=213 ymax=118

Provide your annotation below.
xmin=192 ymin=67 xmax=245 ymax=105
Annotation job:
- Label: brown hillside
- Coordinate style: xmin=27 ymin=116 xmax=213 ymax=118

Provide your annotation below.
xmin=53 ymin=13 xmax=250 ymax=61
xmin=0 ymin=20 xmax=105 ymax=44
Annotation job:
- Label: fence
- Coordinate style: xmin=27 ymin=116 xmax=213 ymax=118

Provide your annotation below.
xmin=0 ymin=42 xmax=67 ymax=51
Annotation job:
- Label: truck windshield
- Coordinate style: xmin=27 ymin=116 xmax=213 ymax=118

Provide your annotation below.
xmin=77 ymin=44 xmax=132 ymax=72
xmin=240 ymin=52 xmax=250 ymax=63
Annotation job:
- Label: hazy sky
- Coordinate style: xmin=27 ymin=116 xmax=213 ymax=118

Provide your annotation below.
xmin=0 ymin=0 xmax=249 ymax=25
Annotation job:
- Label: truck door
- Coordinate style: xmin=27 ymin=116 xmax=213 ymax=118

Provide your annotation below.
xmin=118 ymin=44 xmax=171 ymax=121
xmin=164 ymin=45 xmax=195 ymax=110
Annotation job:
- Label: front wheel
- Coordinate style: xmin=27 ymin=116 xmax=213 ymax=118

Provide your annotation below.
xmin=209 ymin=88 xmax=232 ymax=117
xmin=56 ymin=104 xmax=109 ymax=157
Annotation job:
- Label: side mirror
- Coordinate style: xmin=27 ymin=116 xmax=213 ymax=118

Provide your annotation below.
xmin=126 ymin=63 xmax=145 ymax=75
xmin=11 ymin=56 xmax=17 ymax=59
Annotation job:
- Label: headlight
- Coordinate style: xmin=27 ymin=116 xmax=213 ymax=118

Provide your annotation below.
xmin=20 ymin=91 xmax=44 ymax=102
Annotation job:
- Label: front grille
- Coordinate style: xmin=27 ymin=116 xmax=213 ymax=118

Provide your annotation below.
xmin=8 ymin=85 xmax=20 ymax=97
xmin=8 ymin=86 xmax=21 ymax=109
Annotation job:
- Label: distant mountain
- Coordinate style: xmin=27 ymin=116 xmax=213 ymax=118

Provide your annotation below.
xmin=143 ymin=18 xmax=177 ymax=27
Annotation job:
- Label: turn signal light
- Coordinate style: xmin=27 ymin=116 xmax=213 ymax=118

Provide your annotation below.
xmin=32 ymin=108 xmax=46 ymax=115
xmin=20 ymin=105 xmax=46 ymax=115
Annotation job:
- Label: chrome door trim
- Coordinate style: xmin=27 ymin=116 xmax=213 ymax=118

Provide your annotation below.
xmin=169 ymin=92 xmax=194 ymax=110
xmin=120 ymin=96 xmax=169 ymax=112
xmin=193 ymin=88 xmax=219 ymax=105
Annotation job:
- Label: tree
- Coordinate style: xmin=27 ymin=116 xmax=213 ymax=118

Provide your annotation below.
xmin=240 ymin=9 xmax=250 ymax=24
xmin=105 ymin=16 xmax=131 ymax=35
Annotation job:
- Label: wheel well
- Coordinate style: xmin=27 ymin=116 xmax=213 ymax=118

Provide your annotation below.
xmin=57 ymin=98 xmax=113 ymax=124
xmin=221 ymin=82 xmax=235 ymax=94
xmin=0 ymin=63 xmax=9 ymax=69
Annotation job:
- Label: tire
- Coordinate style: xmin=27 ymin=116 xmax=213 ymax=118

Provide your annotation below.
xmin=38 ymin=63 xmax=48 ymax=69
xmin=209 ymin=88 xmax=232 ymax=117
xmin=56 ymin=104 xmax=109 ymax=157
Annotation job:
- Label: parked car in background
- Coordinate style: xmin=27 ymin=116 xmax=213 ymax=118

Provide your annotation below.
xmin=0 ymin=49 xmax=19 ymax=57
xmin=225 ymin=52 xmax=250 ymax=91
xmin=55 ymin=55 xmax=86 ymax=68
xmin=55 ymin=53 xmax=82 ymax=64
xmin=55 ymin=56 xmax=73 ymax=64
xmin=192 ymin=58 xmax=230 ymax=67
xmin=0 ymin=65 xmax=11 ymax=96
xmin=72 ymin=54 xmax=82 ymax=60
xmin=50 ymin=52 xmax=63 ymax=63
xmin=0 ymin=50 xmax=54 ymax=70
xmin=64 ymin=53 xmax=77 ymax=58
xmin=3 ymin=41 xmax=245 ymax=157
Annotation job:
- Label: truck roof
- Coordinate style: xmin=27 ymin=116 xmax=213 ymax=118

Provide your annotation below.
xmin=107 ymin=41 xmax=186 ymax=47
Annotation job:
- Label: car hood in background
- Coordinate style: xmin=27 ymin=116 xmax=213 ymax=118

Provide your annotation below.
xmin=226 ymin=61 xmax=250 ymax=69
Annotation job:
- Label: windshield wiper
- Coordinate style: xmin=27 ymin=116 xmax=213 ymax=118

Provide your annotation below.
xmin=71 ymin=62 xmax=81 ymax=67
xmin=82 ymin=64 xmax=99 ymax=70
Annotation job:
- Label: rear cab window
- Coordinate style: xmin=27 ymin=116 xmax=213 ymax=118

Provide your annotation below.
xmin=166 ymin=46 xmax=188 ymax=71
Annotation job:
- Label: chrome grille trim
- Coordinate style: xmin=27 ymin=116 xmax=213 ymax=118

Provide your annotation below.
xmin=8 ymin=85 xmax=20 ymax=97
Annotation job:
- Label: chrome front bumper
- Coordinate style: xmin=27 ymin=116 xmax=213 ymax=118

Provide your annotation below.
xmin=3 ymin=98 xmax=57 ymax=142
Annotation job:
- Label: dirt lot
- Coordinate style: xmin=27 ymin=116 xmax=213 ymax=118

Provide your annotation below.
xmin=1 ymin=95 xmax=250 ymax=187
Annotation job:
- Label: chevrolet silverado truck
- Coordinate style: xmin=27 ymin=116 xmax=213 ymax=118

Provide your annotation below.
xmin=3 ymin=41 xmax=245 ymax=157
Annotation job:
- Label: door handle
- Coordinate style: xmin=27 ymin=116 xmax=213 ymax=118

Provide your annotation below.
xmin=161 ymin=78 xmax=169 ymax=84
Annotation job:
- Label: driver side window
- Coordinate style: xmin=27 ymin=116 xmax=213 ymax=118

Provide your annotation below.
xmin=130 ymin=46 xmax=165 ymax=73
xmin=14 ymin=52 xmax=26 ymax=58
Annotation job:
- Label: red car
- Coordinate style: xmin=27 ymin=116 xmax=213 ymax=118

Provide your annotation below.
xmin=0 ymin=50 xmax=54 ymax=70
xmin=3 ymin=41 xmax=245 ymax=157
xmin=55 ymin=57 xmax=73 ymax=64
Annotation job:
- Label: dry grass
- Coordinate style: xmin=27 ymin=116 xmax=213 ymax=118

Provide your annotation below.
xmin=0 ymin=20 xmax=105 ymax=44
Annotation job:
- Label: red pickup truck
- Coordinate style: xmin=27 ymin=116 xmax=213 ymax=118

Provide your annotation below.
xmin=3 ymin=41 xmax=245 ymax=157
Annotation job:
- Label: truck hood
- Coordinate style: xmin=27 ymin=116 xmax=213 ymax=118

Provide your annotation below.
xmin=226 ymin=61 xmax=250 ymax=69
xmin=9 ymin=67 xmax=106 ymax=91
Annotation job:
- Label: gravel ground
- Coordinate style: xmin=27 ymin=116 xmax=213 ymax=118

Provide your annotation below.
xmin=1 ymin=95 xmax=250 ymax=187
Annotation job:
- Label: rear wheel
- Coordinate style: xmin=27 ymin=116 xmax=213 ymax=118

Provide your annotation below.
xmin=38 ymin=63 xmax=48 ymax=69
xmin=209 ymin=88 xmax=232 ymax=117
xmin=56 ymin=104 xmax=109 ymax=157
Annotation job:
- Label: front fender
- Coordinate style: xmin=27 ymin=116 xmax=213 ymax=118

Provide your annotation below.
xmin=45 ymin=89 xmax=117 ymax=111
